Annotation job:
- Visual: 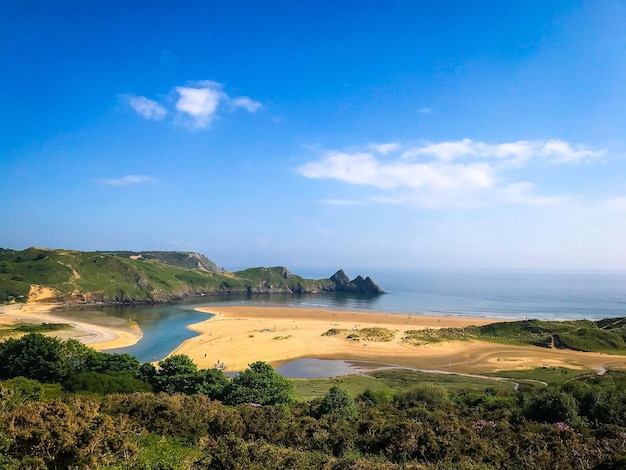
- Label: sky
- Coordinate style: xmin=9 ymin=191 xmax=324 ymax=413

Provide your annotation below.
xmin=1 ymin=1 xmax=626 ymax=271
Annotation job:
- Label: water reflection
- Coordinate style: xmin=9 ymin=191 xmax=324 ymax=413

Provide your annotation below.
xmin=56 ymin=292 xmax=383 ymax=363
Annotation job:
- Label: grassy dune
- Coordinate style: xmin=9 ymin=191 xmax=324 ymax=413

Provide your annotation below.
xmin=403 ymin=317 xmax=626 ymax=354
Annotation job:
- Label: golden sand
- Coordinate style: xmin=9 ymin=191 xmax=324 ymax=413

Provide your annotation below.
xmin=0 ymin=302 xmax=142 ymax=350
xmin=169 ymin=306 xmax=626 ymax=374
xmin=3 ymin=301 xmax=626 ymax=375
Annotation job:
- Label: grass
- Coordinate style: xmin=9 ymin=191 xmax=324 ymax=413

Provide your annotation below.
xmin=403 ymin=327 xmax=476 ymax=345
xmin=322 ymin=327 xmax=396 ymax=342
xmin=0 ymin=248 xmax=334 ymax=304
xmin=0 ymin=322 xmax=73 ymax=337
xmin=293 ymin=368 xmax=516 ymax=401
xmin=484 ymin=367 xmax=595 ymax=385
xmin=402 ymin=318 xmax=626 ymax=355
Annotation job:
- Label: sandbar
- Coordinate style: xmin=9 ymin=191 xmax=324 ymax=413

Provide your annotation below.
xmin=169 ymin=306 xmax=626 ymax=374
xmin=0 ymin=302 xmax=142 ymax=350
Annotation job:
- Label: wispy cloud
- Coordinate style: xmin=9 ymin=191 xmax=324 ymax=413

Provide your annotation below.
xmin=296 ymin=139 xmax=605 ymax=208
xmin=231 ymin=96 xmax=262 ymax=112
xmin=369 ymin=142 xmax=400 ymax=154
xmin=317 ymin=199 xmax=362 ymax=205
xmin=98 ymin=175 xmax=159 ymax=186
xmin=125 ymin=95 xmax=167 ymax=120
xmin=418 ymin=107 xmax=432 ymax=114
xmin=124 ymin=80 xmax=261 ymax=129
xmin=402 ymin=138 xmax=603 ymax=165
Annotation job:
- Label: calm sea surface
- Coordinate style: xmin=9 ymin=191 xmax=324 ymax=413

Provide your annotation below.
xmin=76 ymin=269 xmax=626 ymax=363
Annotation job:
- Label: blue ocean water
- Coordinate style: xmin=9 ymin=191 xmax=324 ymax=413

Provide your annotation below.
xmin=94 ymin=269 xmax=626 ymax=362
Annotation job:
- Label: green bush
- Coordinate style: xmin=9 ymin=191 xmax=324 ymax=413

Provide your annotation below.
xmin=394 ymin=383 xmax=450 ymax=409
xmin=318 ymin=386 xmax=358 ymax=420
xmin=64 ymin=372 xmax=151 ymax=394
xmin=224 ymin=361 xmax=296 ymax=406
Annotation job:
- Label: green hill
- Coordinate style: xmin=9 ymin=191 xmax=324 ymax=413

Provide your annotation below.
xmin=0 ymin=247 xmax=381 ymax=304
xmin=403 ymin=317 xmax=626 ymax=355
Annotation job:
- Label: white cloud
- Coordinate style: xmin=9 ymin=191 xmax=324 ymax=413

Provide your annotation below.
xmin=125 ymin=95 xmax=167 ymax=120
xmin=403 ymin=138 xmax=603 ymax=165
xmin=418 ymin=107 xmax=432 ymax=114
xmin=499 ymin=182 xmax=569 ymax=206
xmin=98 ymin=175 xmax=159 ymax=186
xmin=369 ymin=142 xmax=400 ymax=154
xmin=124 ymin=80 xmax=261 ymax=129
xmin=231 ymin=96 xmax=262 ymax=112
xmin=298 ymin=150 xmax=495 ymax=191
xmin=296 ymin=138 xmax=604 ymax=209
xmin=175 ymin=81 xmax=225 ymax=128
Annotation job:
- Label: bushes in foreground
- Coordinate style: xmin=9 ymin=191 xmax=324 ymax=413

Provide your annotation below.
xmin=2 ymin=333 xmax=626 ymax=468
xmin=2 ymin=375 xmax=626 ymax=468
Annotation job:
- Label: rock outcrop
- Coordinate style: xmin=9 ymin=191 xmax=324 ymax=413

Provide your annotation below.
xmin=329 ymin=270 xmax=384 ymax=294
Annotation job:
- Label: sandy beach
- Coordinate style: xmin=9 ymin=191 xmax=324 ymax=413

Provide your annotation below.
xmin=0 ymin=302 xmax=142 ymax=351
xmin=3 ymin=300 xmax=626 ymax=376
xmin=170 ymin=306 xmax=626 ymax=374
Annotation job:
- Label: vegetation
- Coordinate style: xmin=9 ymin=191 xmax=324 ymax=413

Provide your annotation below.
xmin=223 ymin=361 xmax=296 ymax=405
xmin=294 ymin=368 xmax=518 ymax=402
xmin=2 ymin=333 xmax=626 ymax=467
xmin=0 ymin=322 xmax=72 ymax=337
xmin=403 ymin=317 xmax=626 ymax=354
xmin=317 ymin=386 xmax=359 ymax=420
xmin=323 ymin=327 xmax=396 ymax=342
xmin=0 ymin=247 xmax=338 ymax=304
xmin=485 ymin=366 xmax=595 ymax=385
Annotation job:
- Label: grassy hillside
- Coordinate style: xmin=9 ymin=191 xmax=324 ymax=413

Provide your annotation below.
xmin=403 ymin=317 xmax=626 ymax=354
xmin=0 ymin=248 xmax=332 ymax=304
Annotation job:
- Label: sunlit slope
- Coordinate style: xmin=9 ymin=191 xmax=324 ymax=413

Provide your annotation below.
xmin=0 ymin=248 xmax=335 ymax=304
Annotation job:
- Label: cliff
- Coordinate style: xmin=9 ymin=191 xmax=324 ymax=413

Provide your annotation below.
xmin=0 ymin=248 xmax=384 ymax=304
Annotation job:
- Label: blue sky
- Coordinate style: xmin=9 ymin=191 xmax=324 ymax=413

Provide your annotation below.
xmin=2 ymin=1 xmax=626 ymax=270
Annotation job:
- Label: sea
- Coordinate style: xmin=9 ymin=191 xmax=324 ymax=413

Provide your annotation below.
xmin=75 ymin=268 xmax=626 ymax=365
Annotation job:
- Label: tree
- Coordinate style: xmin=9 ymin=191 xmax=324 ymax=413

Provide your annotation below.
xmin=318 ymin=386 xmax=358 ymax=420
xmin=198 ymin=368 xmax=229 ymax=400
xmin=85 ymin=352 xmax=140 ymax=375
xmin=524 ymin=387 xmax=579 ymax=423
xmin=60 ymin=338 xmax=97 ymax=377
xmin=153 ymin=354 xmax=202 ymax=394
xmin=64 ymin=372 xmax=152 ymax=394
xmin=137 ymin=362 xmax=157 ymax=384
xmin=223 ymin=361 xmax=295 ymax=406
xmin=0 ymin=333 xmax=67 ymax=383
